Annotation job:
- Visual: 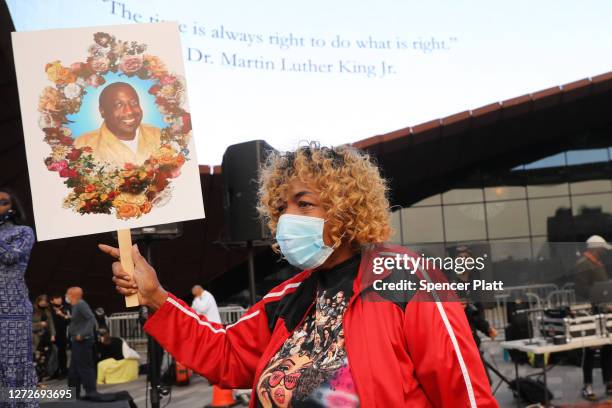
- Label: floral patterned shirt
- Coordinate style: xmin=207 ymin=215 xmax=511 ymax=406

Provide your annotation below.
xmin=256 ymin=255 xmax=360 ymax=407
xmin=0 ymin=222 xmax=39 ymax=400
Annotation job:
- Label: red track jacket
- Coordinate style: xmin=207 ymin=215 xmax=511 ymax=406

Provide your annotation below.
xmin=145 ymin=244 xmax=499 ymax=407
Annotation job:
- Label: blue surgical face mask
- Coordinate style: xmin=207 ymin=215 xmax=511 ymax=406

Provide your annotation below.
xmin=276 ymin=214 xmax=335 ymax=270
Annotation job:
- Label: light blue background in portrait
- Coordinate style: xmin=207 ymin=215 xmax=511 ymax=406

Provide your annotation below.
xmin=66 ymin=71 xmax=166 ymax=139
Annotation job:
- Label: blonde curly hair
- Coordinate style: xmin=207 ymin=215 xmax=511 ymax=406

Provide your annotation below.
xmin=257 ymin=142 xmax=392 ymax=249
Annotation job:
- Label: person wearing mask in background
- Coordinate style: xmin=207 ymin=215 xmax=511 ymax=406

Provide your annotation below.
xmin=0 ymin=188 xmax=38 ymax=405
xmin=94 ymin=307 xmax=109 ymax=331
xmin=49 ymin=293 xmax=70 ymax=379
xmin=32 ymin=294 xmax=56 ymax=381
xmin=574 ymin=235 xmax=612 ymax=401
xmin=66 ymin=286 xmax=99 ymax=399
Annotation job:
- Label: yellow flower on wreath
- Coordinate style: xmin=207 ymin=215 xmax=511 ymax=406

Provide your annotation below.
xmin=153 ymin=145 xmax=179 ymax=166
xmin=38 ymin=87 xmax=63 ymax=113
xmin=144 ymin=54 xmax=167 ymax=77
xmin=45 ymin=61 xmax=76 ymax=85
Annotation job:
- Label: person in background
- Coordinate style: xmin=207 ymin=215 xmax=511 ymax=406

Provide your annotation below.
xmin=191 ymin=284 xmax=222 ymax=323
xmin=95 ymin=328 xmax=139 ymax=385
xmin=32 ymin=294 xmax=56 ymax=381
xmin=96 ymin=328 xmax=124 ymax=362
xmin=94 ymin=307 xmax=109 ymax=331
xmin=454 ymin=245 xmax=497 ymax=346
xmin=0 ymin=188 xmax=38 ymax=405
xmin=574 ymin=235 xmax=612 ymax=401
xmin=452 ymin=245 xmax=497 ymax=383
xmin=66 ymin=286 xmax=99 ymax=399
xmin=191 ymin=285 xmax=235 ymax=403
xmin=49 ymin=293 xmax=70 ymax=379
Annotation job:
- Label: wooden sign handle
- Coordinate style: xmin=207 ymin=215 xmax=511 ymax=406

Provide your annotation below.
xmin=117 ymin=229 xmax=140 ymax=308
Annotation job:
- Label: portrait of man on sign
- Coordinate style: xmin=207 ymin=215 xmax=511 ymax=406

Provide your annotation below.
xmin=75 ymin=82 xmax=162 ymax=167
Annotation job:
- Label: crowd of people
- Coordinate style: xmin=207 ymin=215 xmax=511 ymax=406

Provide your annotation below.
xmin=28 ymin=284 xmax=142 ymax=398
xmin=30 ymin=287 xmax=101 ymax=395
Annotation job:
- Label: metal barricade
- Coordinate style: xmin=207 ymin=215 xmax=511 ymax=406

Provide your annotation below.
xmin=546 ymin=289 xmax=576 ymax=308
xmin=107 ymin=312 xmax=147 ymax=357
xmin=486 ymin=284 xmax=559 ymax=331
xmin=218 ymin=305 xmax=248 ymax=325
xmin=486 ymin=295 xmax=510 ymax=331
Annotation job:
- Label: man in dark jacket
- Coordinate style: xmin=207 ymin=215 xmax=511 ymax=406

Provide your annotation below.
xmin=66 ymin=287 xmax=98 ymax=399
xmin=49 ymin=293 xmax=70 ymax=379
xmin=574 ymin=235 xmax=611 ymax=401
xmin=453 ymin=245 xmax=496 ymax=384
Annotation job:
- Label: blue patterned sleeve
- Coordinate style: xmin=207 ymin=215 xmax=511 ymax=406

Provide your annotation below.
xmin=0 ymin=226 xmax=35 ymax=265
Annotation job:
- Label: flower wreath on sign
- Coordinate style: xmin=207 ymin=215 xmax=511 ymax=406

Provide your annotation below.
xmin=39 ymin=32 xmax=192 ymax=220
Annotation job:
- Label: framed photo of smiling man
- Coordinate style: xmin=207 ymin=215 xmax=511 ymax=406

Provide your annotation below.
xmin=11 ymin=23 xmax=205 ymax=242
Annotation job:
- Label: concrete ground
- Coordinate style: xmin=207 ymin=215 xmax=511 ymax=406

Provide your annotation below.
xmin=483 ymin=340 xmax=612 ymax=407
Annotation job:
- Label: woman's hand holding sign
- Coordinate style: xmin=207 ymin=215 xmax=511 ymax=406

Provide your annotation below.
xmin=98 ymin=244 xmax=168 ymax=311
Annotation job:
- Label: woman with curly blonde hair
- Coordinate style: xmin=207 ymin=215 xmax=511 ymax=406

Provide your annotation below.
xmin=101 ymin=143 xmax=497 ymax=407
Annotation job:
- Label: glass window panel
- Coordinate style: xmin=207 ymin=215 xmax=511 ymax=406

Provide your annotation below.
xmin=530 ymin=236 xmax=549 ymax=259
xmin=488 ymin=238 xmax=532 ymax=262
xmin=572 ymin=193 xmax=612 ymax=216
xmin=443 ymin=204 xmax=487 ymax=242
xmin=389 ymin=209 xmax=402 ymax=244
xmin=524 ymin=153 xmax=565 ymax=170
xmin=412 ymin=194 xmax=442 ymax=207
xmin=442 ymin=188 xmax=483 ymax=204
xmin=566 ymin=149 xmax=609 ymax=166
xmin=570 ymin=180 xmax=612 ymax=195
xmin=401 ymin=207 xmax=444 ymax=244
xmin=484 ymin=186 xmax=526 ymax=201
xmin=405 ymin=243 xmax=447 ymax=258
xmin=486 ymin=201 xmax=530 ymax=239
xmin=527 ymin=183 xmax=569 ymax=198
xmin=528 ymin=197 xmax=571 ymax=236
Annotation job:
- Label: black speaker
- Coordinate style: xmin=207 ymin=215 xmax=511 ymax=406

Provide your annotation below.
xmin=110 ymin=223 xmax=183 ymax=242
xmin=222 ymin=140 xmax=276 ymax=242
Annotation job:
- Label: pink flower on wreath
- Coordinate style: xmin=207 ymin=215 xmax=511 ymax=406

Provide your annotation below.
xmin=159 ymin=75 xmax=176 ymax=85
xmin=48 ymin=160 xmax=68 ymax=172
xmin=90 ymin=56 xmax=110 ymax=73
xmin=86 ymin=74 xmax=106 ymax=88
xmin=119 ymin=55 xmax=143 ymax=74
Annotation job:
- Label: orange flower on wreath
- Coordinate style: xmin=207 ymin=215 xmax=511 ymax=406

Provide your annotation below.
xmin=155 ymin=145 xmax=179 ymax=166
xmin=116 ymin=203 xmax=141 ymax=219
xmin=140 ymin=201 xmax=152 ymax=214
xmin=112 ymin=193 xmax=148 ymax=219
xmin=45 ymin=61 xmax=76 ymax=85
